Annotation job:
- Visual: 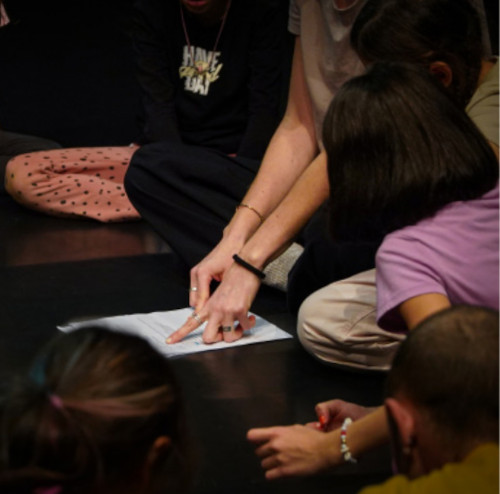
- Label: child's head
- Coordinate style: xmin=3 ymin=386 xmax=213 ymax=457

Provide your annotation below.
xmin=323 ymin=61 xmax=498 ymax=242
xmin=385 ymin=305 xmax=499 ymax=477
xmin=351 ymin=0 xmax=485 ymax=108
xmin=0 ymin=328 xmax=190 ymax=494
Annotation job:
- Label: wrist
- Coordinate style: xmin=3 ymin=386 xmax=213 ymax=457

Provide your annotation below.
xmin=221 ymin=224 xmax=250 ymax=250
xmin=232 ymin=254 xmax=266 ymax=280
xmin=322 ymin=431 xmax=344 ymax=470
xmin=340 ymin=418 xmax=358 ymax=464
xmin=238 ymin=243 xmax=269 ymax=271
xmin=222 ymin=213 xmax=259 ymax=247
xmin=225 ymin=202 xmax=264 ymax=240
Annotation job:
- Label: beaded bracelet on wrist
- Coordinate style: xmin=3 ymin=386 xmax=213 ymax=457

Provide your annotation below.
xmin=340 ymin=417 xmax=358 ymax=464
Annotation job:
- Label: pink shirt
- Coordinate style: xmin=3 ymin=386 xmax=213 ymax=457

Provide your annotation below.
xmin=376 ymin=183 xmax=499 ymax=331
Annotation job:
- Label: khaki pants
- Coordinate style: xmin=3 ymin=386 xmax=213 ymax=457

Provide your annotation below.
xmin=297 ymin=269 xmax=406 ymax=371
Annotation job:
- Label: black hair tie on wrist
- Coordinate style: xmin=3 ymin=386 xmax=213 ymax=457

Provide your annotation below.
xmin=232 ymin=254 xmax=266 ymax=280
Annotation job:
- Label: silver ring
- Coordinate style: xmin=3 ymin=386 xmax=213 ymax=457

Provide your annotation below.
xmin=221 ymin=325 xmax=233 ymax=333
xmin=191 ymin=311 xmax=202 ymax=324
xmin=190 ymin=286 xmax=198 ymax=292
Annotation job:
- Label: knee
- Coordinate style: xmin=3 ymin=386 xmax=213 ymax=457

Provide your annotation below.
xmin=123 ymin=149 xmax=158 ymax=203
xmin=297 ymin=290 xmax=333 ymax=355
xmin=124 ymin=143 xmax=169 ymax=193
xmin=124 ymin=142 xmax=188 ymax=199
xmin=123 ymin=156 xmax=142 ymax=198
xmin=296 ymin=284 xmax=392 ymax=370
xmin=5 ymin=155 xmax=33 ymax=198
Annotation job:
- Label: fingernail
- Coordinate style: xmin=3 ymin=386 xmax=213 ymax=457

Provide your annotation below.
xmin=166 ymin=337 xmax=172 ymax=344
xmin=319 ymin=415 xmax=327 ymax=427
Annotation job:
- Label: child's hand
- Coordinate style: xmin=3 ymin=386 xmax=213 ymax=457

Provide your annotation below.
xmin=247 ymin=425 xmax=339 ymax=479
xmin=310 ymin=399 xmax=375 ymax=432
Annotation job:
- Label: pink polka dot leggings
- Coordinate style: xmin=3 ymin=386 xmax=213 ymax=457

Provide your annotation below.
xmin=5 ymin=146 xmax=141 ymax=222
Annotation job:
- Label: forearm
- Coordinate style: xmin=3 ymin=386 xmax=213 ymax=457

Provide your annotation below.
xmin=340 ymin=406 xmax=389 ymax=460
xmin=245 ymin=113 xmax=319 ymax=214
xmin=221 ymin=36 xmax=318 ymax=249
xmin=247 ymin=405 xmax=389 ymax=479
xmin=321 ymin=406 xmax=389 ymax=470
xmin=239 ymin=151 xmax=329 ymax=268
xmin=222 ymin=123 xmax=318 ymax=247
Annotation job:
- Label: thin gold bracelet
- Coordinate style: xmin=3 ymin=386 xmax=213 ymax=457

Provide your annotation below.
xmin=236 ymin=203 xmax=264 ymax=224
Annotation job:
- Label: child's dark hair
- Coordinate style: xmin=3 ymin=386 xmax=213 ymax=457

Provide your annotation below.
xmin=323 ymin=61 xmax=498 ymax=242
xmin=386 ymin=305 xmax=499 ymax=448
xmin=0 ymin=328 xmax=190 ymax=494
xmin=350 ymin=0 xmax=485 ymax=108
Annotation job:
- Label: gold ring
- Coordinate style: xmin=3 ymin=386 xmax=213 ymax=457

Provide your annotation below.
xmin=191 ymin=311 xmax=202 ymax=324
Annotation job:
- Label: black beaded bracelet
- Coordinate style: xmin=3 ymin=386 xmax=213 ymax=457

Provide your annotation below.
xmin=233 ymin=254 xmax=266 ymax=280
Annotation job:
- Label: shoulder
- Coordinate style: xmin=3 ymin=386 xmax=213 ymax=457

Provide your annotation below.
xmin=466 ymin=58 xmax=499 ymax=146
xmin=358 ymin=474 xmax=412 ymax=494
xmin=360 ymin=444 xmax=499 ymax=494
xmin=376 ymin=227 xmax=422 ymax=268
xmin=379 ymin=184 xmax=499 ymax=265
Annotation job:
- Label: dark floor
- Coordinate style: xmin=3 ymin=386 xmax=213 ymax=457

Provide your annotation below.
xmin=0 ymin=1 xmax=396 ymax=492
xmin=0 ymin=199 xmax=392 ymax=494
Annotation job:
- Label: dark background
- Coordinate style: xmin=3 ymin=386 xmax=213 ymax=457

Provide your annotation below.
xmin=1 ymin=0 xmax=497 ymax=148
xmin=0 ymin=0 xmax=142 ymax=146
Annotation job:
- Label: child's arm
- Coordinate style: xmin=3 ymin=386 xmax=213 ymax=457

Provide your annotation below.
xmin=399 ymin=293 xmax=451 ymax=330
xmin=247 ymin=406 xmax=388 ymax=479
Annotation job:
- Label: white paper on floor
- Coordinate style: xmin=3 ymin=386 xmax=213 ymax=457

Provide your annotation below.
xmin=58 ymin=307 xmax=292 ymax=357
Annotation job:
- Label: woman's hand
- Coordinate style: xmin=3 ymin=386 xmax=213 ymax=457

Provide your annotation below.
xmin=308 ymin=399 xmax=375 ymax=432
xmin=187 ymin=237 xmax=243 ymax=312
xmin=247 ymin=425 xmax=340 ymax=480
xmin=168 ymin=261 xmax=261 ymax=344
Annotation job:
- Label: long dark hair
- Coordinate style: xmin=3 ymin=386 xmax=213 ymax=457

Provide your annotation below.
xmin=0 ymin=328 xmax=191 ymax=494
xmin=351 ymin=0 xmax=484 ymax=108
xmin=324 ymin=62 xmax=498 ymax=242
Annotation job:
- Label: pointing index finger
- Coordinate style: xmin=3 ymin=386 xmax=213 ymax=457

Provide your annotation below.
xmin=166 ymin=312 xmax=203 ymax=344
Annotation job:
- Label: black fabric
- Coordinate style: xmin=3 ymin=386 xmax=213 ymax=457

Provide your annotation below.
xmin=132 ymin=0 xmax=289 ymax=158
xmin=0 ymin=0 xmax=142 ymax=148
xmin=125 ymin=141 xmax=259 ymax=267
xmin=287 ymin=205 xmax=381 ymax=315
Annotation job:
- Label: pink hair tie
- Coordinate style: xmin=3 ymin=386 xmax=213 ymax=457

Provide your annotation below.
xmin=49 ymin=394 xmax=64 ymax=410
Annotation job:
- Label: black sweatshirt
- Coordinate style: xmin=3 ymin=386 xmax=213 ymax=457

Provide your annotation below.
xmin=132 ymin=0 xmax=289 ymax=159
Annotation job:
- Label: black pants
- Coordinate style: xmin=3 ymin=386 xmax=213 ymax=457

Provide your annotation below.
xmin=0 ymin=130 xmax=61 ymax=194
xmin=125 ymin=142 xmax=379 ymax=311
xmin=124 ymin=141 xmax=260 ymax=267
